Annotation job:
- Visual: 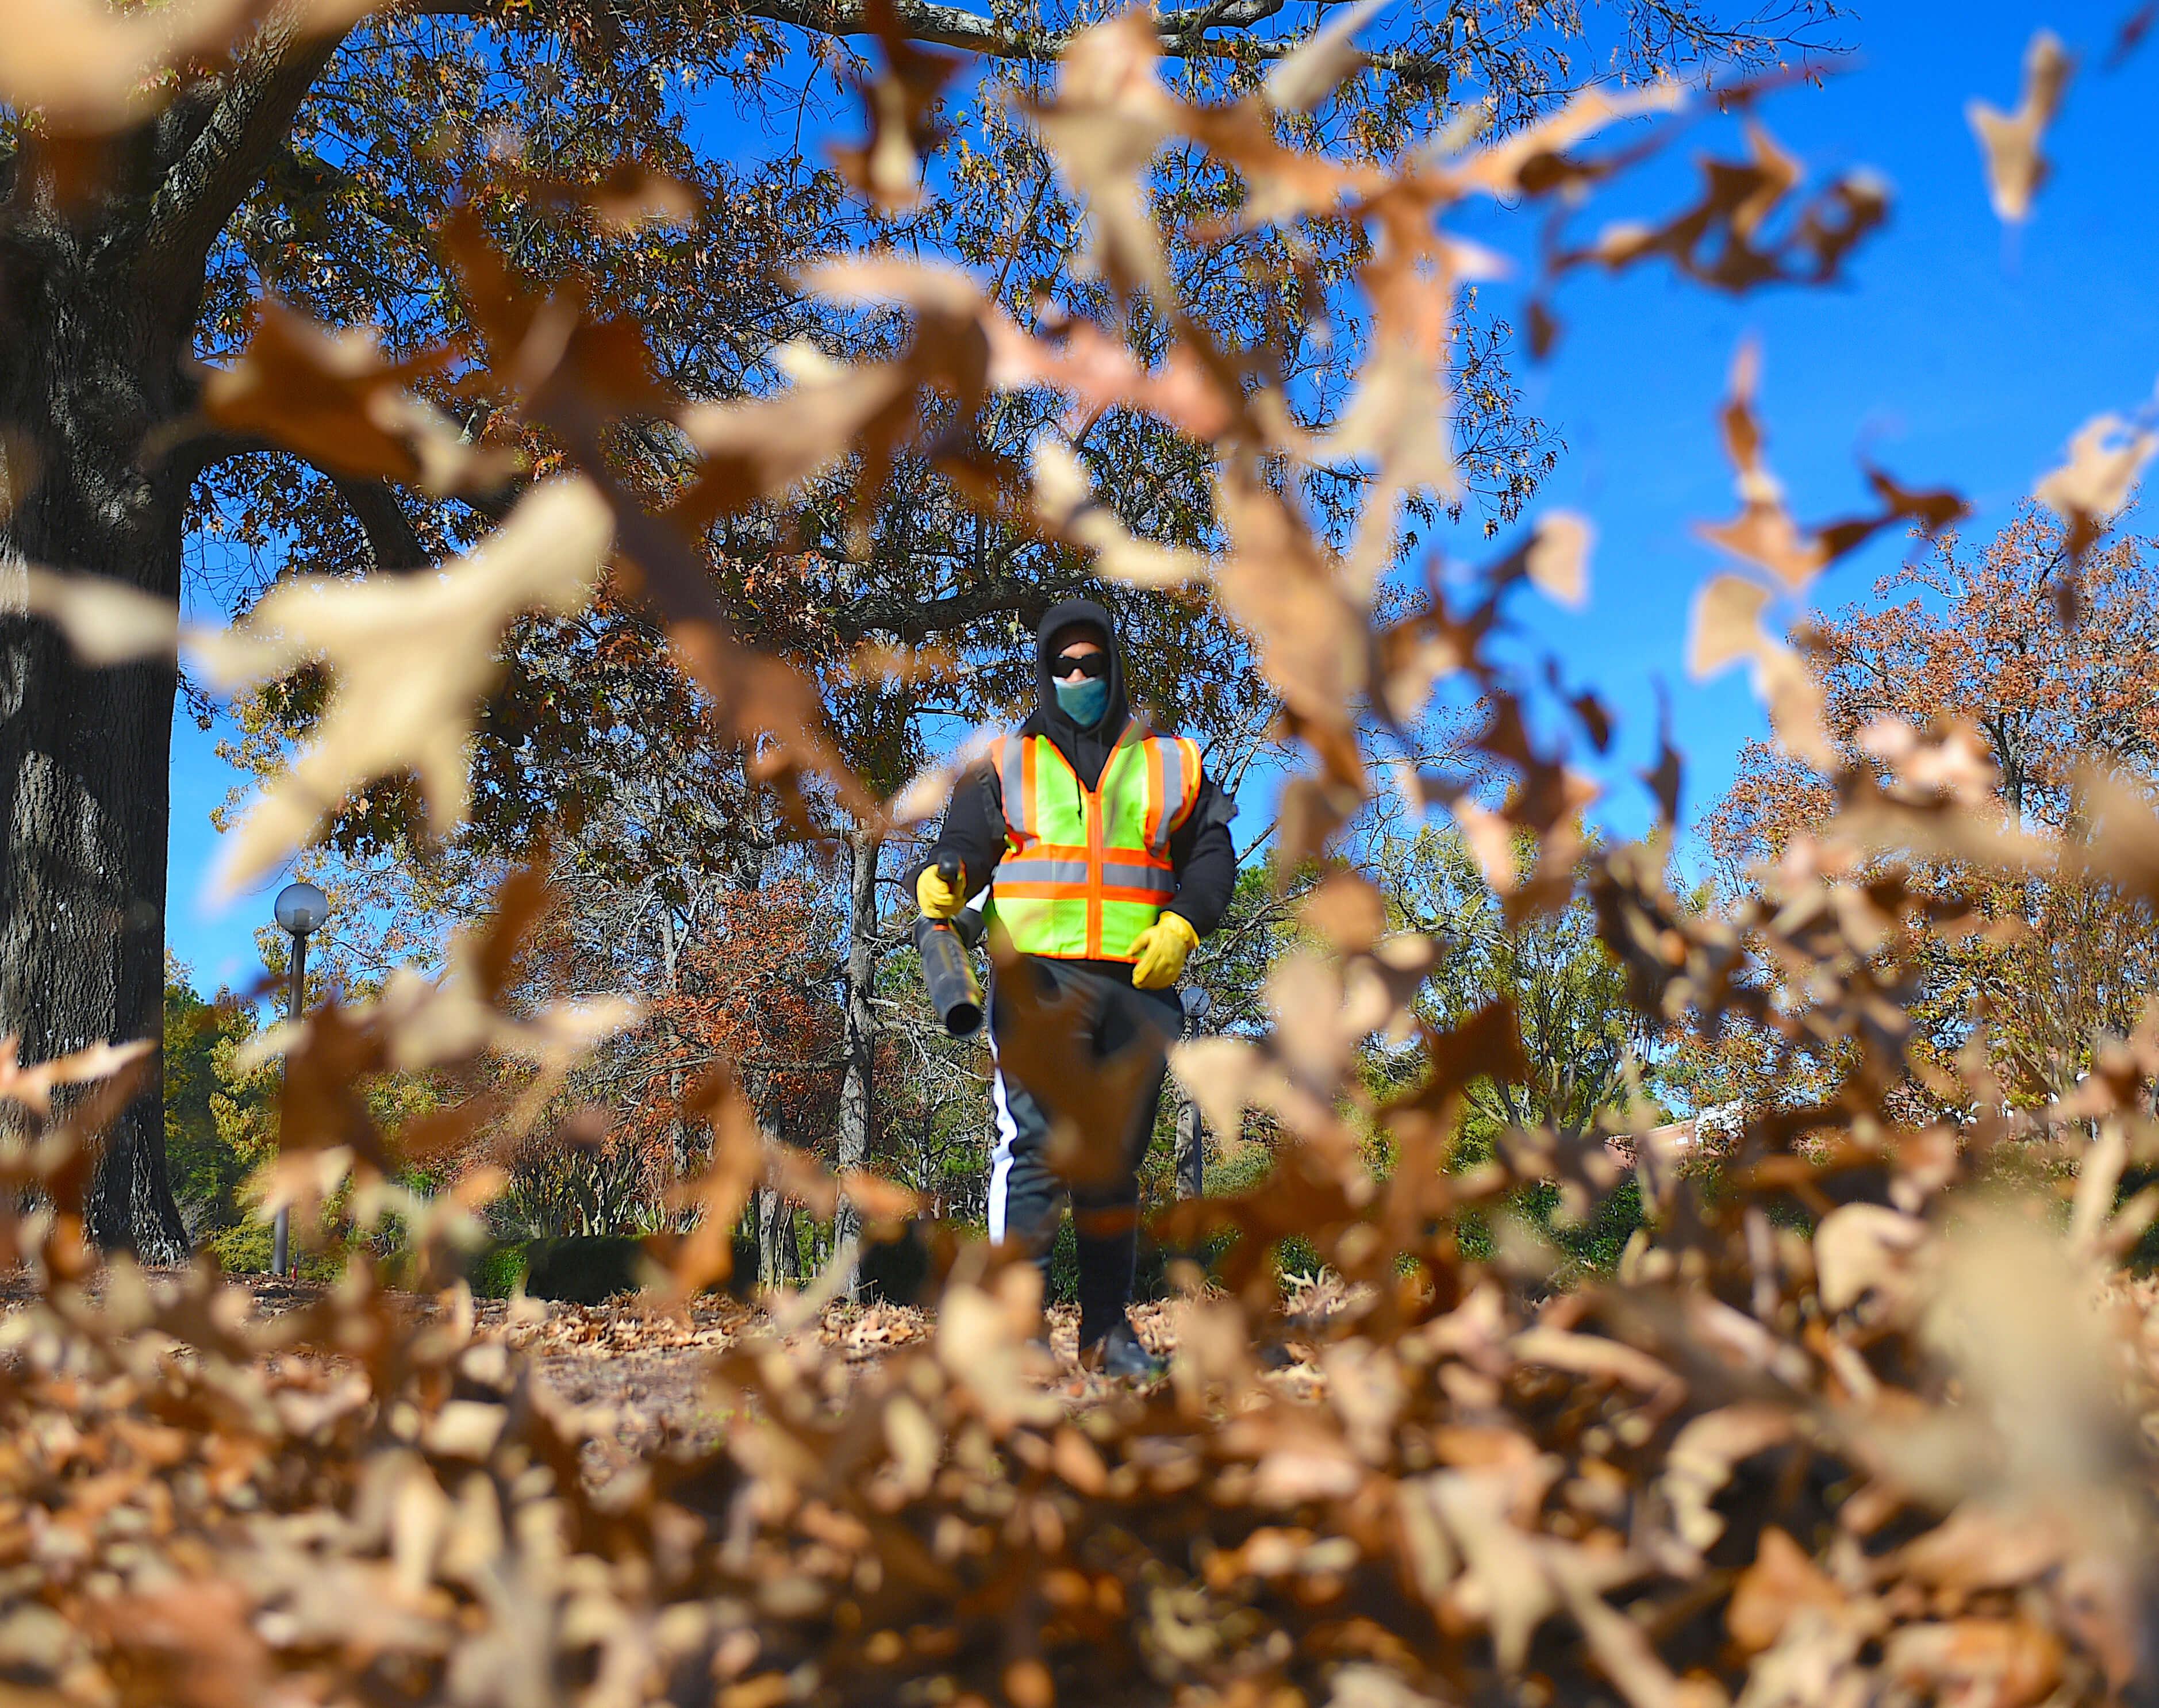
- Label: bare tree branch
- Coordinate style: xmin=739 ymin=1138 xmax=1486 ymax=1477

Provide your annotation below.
xmin=330 ymin=475 xmax=431 ymax=574
xmin=262 ymin=143 xmax=439 ymax=260
xmin=401 ymin=0 xmax=1393 ymax=68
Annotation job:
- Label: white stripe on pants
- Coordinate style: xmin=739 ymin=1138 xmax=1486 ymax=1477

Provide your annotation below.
xmin=986 ymin=1027 xmax=1019 ymax=1243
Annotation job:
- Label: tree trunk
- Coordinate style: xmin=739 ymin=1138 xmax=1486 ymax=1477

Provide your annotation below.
xmin=1173 ymin=1088 xmax=1205 ymax=1201
xmin=835 ymin=826 xmax=881 ymax=1300
xmin=756 ymin=1184 xmax=802 ymax=1287
xmin=0 ymin=231 xmax=194 ymax=1260
xmin=658 ymin=904 xmax=694 ymax=1206
xmin=755 ymin=1184 xmax=778 ymax=1287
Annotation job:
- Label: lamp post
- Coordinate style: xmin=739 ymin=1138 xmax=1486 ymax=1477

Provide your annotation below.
xmin=1173 ymin=984 xmax=1213 ymax=1202
xmin=270 ymin=881 xmax=328 ymax=1279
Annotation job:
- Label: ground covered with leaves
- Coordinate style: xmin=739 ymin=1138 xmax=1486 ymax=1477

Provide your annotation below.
xmin=6 ymin=1124 xmax=2159 ymax=1708
xmin=0 ymin=1271 xmax=1331 ymax=1480
xmin=6 ymin=3 xmax=2159 ymax=1707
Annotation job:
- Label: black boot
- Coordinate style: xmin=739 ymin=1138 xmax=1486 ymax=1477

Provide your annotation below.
xmin=1073 ymin=1222 xmax=1137 ymax=1340
xmin=1080 ymin=1315 xmax=1166 ymax=1381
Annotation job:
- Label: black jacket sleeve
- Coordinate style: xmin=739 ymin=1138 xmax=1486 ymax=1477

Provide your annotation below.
xmin=1165 ymin=776 xmax=1237 ymax=937
xmin=917 ymin=760 xmax=1008 ymax=899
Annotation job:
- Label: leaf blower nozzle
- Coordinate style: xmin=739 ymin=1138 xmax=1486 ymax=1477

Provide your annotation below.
xmin=916 ymin=854 xmax=985 ymax=1038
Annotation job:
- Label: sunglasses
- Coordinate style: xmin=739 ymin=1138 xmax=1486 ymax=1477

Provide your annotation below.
xmin=1052 ymin=652 xmax=1109 ymax=681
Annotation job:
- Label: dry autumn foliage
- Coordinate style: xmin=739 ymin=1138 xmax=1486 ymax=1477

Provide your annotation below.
xmin=7 ymin=11 xmax=2159 ymax=1708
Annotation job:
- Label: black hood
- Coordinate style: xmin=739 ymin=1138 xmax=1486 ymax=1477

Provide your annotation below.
xmin=1028 ymin=596 xmax=1129 ymax=790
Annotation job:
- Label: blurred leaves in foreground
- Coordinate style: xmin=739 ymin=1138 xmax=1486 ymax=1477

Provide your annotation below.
xmin=5 ymin=7 xmax=2159 ymax=1708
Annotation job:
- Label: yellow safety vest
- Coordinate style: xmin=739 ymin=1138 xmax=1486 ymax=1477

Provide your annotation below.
xmin=983 ymin=723 xmax=1203 ymax=962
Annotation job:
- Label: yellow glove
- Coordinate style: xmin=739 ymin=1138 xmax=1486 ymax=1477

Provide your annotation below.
xmin=916 ymin=861 xmax=966 ymax=920
xmin=1128 ymin=911 xmax=1198 ymax=990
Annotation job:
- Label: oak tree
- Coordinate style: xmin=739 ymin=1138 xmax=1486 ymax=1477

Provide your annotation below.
xmin=1703 ymin=502 xmax=2159 ymax=1104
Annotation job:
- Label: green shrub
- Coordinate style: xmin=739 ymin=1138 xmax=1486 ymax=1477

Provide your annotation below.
xmin=857 ymin=1224 xmax=933 ymax=1304
xmin=467 ymin=1242 xmax=528 ymax=1299
xmin=207 ymin=1217 xmax=341 ymax=1281
xmin=523 ymin=1235 xmax=654 ymax=1304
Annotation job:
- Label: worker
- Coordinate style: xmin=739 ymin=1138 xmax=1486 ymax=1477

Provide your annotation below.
xmin=915 ymin=598 xmax=1235 ymax=1379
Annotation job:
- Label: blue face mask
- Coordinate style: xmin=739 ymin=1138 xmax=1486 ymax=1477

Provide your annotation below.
xmin=1054 ymin=675 xmax=1109 ymax=728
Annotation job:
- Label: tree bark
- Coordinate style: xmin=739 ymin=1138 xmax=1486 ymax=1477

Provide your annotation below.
xmin=755 ymin=1184 xmax=776 ymax=1286
xmin=756 ymin=1184 xmax=802 ymax=1286
xmin=657 ymin=904 xmax=694 ymax=1203
xmin=0 ymin=19 xmax=347 ymax=1258
xmin=0 ymin=218 xmax=201 ymax=1258
xmin=834 ymin=824 xmax=881 ymax=1300
xmin=1173 ymin=1088 xmax=1205 ymax=1202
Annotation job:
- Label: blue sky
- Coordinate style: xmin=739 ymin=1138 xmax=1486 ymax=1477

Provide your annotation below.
xmin=164 ymin=0 xmax=2159 ymax=989
xmin=1465 ymin=0 xmax=2158 ymax=846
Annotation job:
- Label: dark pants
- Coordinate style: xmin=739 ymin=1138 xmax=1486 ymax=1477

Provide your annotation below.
xmin=987 ymin=956 xmax=1180 ymax=1345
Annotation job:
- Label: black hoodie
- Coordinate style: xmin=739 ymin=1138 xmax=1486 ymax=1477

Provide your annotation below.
xmin=920 ymin=599 xmax=1238 ymax=954
xmin=1030 ymin=596 xmax=1129 ymax=789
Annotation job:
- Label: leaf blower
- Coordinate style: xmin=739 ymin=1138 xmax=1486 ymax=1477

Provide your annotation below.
xmin=915 ymin=854 xmax=985 ymax=1038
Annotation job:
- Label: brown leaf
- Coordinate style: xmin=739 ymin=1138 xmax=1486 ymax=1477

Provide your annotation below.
xmin=1885 ymin=1619 xmax=2064 ymax=1708
xmin=199 ymin=302 xmax=513 ymax=497
xmin=676 ymin=333 xmax=866 ymax=464
xmin=1641 ymin=691 xmax=1684 ymax=828
xmin=987 ymin=942 xmax=1169 ymax=1188
xmin=889 ymin=724 xmax=1001 ymax=828
xmin=1311 ymin=185 xmax=1492 ymax=596
xmin=89 ymin=1581 xmax=272 ymax=1708
xmin=1546 ymin=1542 xmax=1708 ymax=1708
xmin=0 ymin=0 xmax=375 ymax=132
xmin=2034 ymin=409 xmax=2156 ymax=563
xmin=1384 ymin=1001 xmax=1531 ymax=1130
xmin=2108 ymin=4 xmax=2157 ymax=68
xmin=1524 ymin=511 xmax=1592 ymax=609
xmin=197 ymin=478 xmax=614 ymax=892
xmin=1686 ymin=573 xmax=1773 ymax=680
xmin=661 ymin=1069 xmax=766 ymax=1297
xmin=1449 ymin=80 xmax=1689 ymax=201
xmin=674 ymin=333 xmax=965 ymax=532
xmin=935 ymin=1265 xmax=1058 ymax=1430
xmin=1426 ymin=1463 xmax=1563 ymax=1671
xmin=0 ymin=1035 xmax=153 ymax=1118
xmin=1814 ymin=1203 xmax=1930 ymax=1316
xmin=2073 ymin=766 xmax=2159 ymax=903
xmin=1167 ymin=1035 xmax=1274 ymax=1160
xmin=1553 ymin=116 xmax=1889 ymax=297
xmin=1727 ymin=1527 xmax=1850 ymax=1656
xmin=1004 ymin=1658 xmax=1056 ymax=1708
xmin=837 ymin=1169 xmax=924 ymax=1225
xmin=1508 ymin=1326 xmax=1677 ymax=1398
xmin=1262 ymin=0 xmax=1385 ymax=112
xmin=1893 ymin=1503 xmax=2075 ymax=1592
xmin=1696 ymin=341 xmax=1963 ymax=590
xmin=1967 ymin=30 xmax=2074 ymax=223
xmin=1031 ymin=440 xmax=1210 ymax=588
xmin=1299 ymin=873 xmax=1389 ymax=955
xmin=1276 ymin=773 xmax=1365 ymax=872
xmin=832 ymin=0 xmax=964 ymax=210
xmin=584 ymin=162 xmax=700 ymax=232
xmin=10 ymin=566 xmax=179 ymax=665
xmin=1450 ymin=797 xmax=1517 ymax=891
xmin=1216 ymin=457 xmax=1370 ymax=758
xmin=1152 ymin=1147 xmax=1368 ymax=1303
xmin=1685 ymin=574 xmax=1835 ymax=767
xmin=1020 ymin=13 xmax=1180 ymax=300
xmin=1919 ymin=1210 xmax=2134 ymax=1507
xmin=1663 ymin=1405 xmax=1792 ymax=1554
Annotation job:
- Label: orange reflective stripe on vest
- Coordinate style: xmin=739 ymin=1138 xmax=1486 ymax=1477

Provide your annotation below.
xmin=985 ymin=725 xmax=1200 ymax=962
